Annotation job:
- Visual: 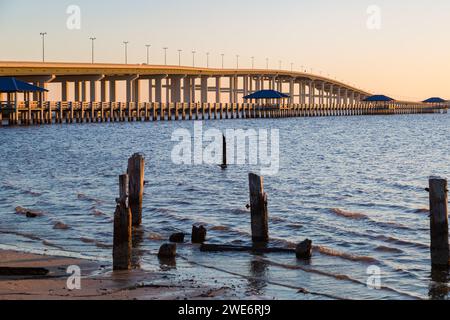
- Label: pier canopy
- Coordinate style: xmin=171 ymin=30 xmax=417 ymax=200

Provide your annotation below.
xmin=363 ymin=95 xmax=394 ymax=102
xmin=244 ymin=90 xmax=290 ymax=100
xmin=0 ymin=77 xmax=47 ymax=93
xmin=422 ymin=97 xmax=446 ymax=104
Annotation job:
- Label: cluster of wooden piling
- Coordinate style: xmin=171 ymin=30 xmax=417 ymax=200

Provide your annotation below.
xmin=1 ymin=101 xmax=445 ymax=126
xmin=113 ymin=153 xmax=145 ymax=271
xmin=112 ymin=154 xmax=450 ymax=271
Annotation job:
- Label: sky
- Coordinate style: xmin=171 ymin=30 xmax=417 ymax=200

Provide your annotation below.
xmin=0 ymin=0 xmax=449 ymax=101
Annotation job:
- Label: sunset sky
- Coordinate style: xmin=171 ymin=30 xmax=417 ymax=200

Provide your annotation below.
xmin=0 ymin=0 xmax=449 ymax=101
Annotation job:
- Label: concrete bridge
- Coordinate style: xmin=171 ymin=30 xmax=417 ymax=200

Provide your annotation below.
xmin=0 ymin=61 xmax=443 ymax=126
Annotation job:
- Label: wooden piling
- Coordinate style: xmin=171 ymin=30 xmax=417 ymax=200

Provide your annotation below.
xmin=192 ymin=225 xmax=207 ymax=244
xmin=113 ymin=174 xmax=132 ymax=271
xmin=128 ymin=153 xmax=145 ymax=227
xmin=429 ymin=177 xmax=450 ymax=267
xmin=249 ymin=173 xmax=269 ymax=243
xmin=221 ymin=134 xmax=227 ymax=169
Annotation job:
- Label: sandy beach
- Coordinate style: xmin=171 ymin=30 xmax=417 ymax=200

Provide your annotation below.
xmin=0 ymin=250 xmax=233 ymax=300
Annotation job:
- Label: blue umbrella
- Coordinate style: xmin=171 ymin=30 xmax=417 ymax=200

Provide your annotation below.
xmin=422 ymin=97 xmax=446 ymax=104
xmin=0 ymin=77 xmax=48 ymax=93
xmin=363 ymin=95 xmax=394 ymax=102
xmin=244 ymin=90 xmax=290 ymax=100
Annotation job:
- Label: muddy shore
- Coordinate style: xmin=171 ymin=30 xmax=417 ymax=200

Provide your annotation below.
xmin=0 ymin=250 xmax=234 ymax=300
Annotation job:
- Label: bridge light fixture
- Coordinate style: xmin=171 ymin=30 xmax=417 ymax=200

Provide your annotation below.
xmin=40 ymin=32 xmax=47 ymax=62
xmin=89 ymin=37 xmax=96 ymax=64
xmin=192 ymin=50 xmax=196 ymax=67
xmin=123 ymin=41 xmax=129 ymax=64
xmin=163 ymin=47 xmax=168 ymax=65
xmin=178 ymin=49 xmax=182 ymax=66
xmin=145 ymin=45 xmax=151 ymax=65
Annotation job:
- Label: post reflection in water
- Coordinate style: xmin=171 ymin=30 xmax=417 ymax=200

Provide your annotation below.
xmin=247 ymin=255 xmax=269 ymax=296
xmin=429 ymin=266 xmax=449 ymax=300
xmin=131 ymin=227 xmax=145 ymax=269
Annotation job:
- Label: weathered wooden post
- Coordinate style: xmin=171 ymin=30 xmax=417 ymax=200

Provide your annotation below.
xmin=429 ymin=177 xmax=450 ymax=268
xmin=249 ymin=173 xmax=269 ymax=243
xmin=220 ymin=134 xmax=227 ymax=169
xmin=113 ymin=174 xmax=132 ymax=271
xmin=128 ymin=153 xmax=145 ymax=227
xmin=192 ymin=225 xmax=207 ymax=244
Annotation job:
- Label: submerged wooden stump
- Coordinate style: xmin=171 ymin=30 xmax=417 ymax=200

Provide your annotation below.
xmin=192 ymin=225 xmax=207 ymax=244
xmin=113 ymin=174 xmax=132 ymax=271
xmin=158 ymin=243 xmax=177 ymax=258
xmin=169 ymin=233 xmax=185 ymax=243
xmin=296 ymin=239 xmax=313 ymax=260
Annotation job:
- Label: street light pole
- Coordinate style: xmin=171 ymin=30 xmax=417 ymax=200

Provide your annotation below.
xmin=40 ymin=32 xmax=47 ymax=62
xmin=145 ymin=45 xmax=151 ymax=64
xmin=123 ymin=41 xmax=129 ymax=64
xmin=90 ymin=37 xmax=96 ymax=64
xmin=192 ymin=50 xmax=196 ymax=67
xmin=266 ymin=58 xmax=269 ymax=70
xmin=221 ymin=54 xmax=225 ymax=69
xmin=251 ymin=56 xmax=255 ymax=69
xmin=163 ymin=47 xmax=168 ymax=65
xmin=178 ymin=49 xmax=182 ymax=66
xmin=206 ymin=52 xmax=210 ymax=68
xmin=236 ymin=55 xmax=239 ymax=69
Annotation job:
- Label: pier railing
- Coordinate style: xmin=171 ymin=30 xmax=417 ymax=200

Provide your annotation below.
xmin=0 ymin=101 xmax=446 ymax=126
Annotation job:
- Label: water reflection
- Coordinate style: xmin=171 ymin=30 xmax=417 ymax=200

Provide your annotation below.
xmin=429 ymin=266 xmax=449 ymax=300
xmin=247 ymin=255 xmax=269 ymax=296
xmin=131 ymin=227 xmax=145 ymax=269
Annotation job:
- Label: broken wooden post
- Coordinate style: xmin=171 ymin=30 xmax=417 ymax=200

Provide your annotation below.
xmin=249 ymin=173 xmax=269 ymax=243
xmin=220 ymin=134 xmax=227 ymax=169
xmin=429 ymin=177 xmax=450 ymax=268
xmin=192 ymin=225 xmax=207 ymax=244
xmin=158 ymin=243 xmax=177 ymax=259
xmin=169 ymin=233 xmax=185 ymax=243
xmin=113 ymin=174 xmax=132 ymax=271
xmin=128 ymin=153 xmax=145 ymax=227
xmin=296 ymin=239 xmax=313 ymax=260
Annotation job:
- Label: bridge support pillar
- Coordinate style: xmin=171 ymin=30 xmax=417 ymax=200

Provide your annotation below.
xmin=184 ymin=77 xmax=191 ymax=103
xmin=109 ymin=80 xmax=117 ymax=102
xmin=243 ymin=76 xmax=249 ymax=98
xmin=171 ymin=77 xmax=182 ymax=103
xmin=155 ymin=78 xmax=163 ymax=103
xmin=201 ymin=76 xmax=208 ymax=103
xmin=190 ymin=77 xmax=196 ymax=103
xmin=90 ymin=81 xmax=97 ymax=102
xmin=74 ymin=81 xmax=81 ymax=102
xmin=309 ymin=81 xmax=314 ymax=105
xmin=148 ymin=79 xmax=153 ymax=102
xmin=215 ymin=77 xmax=221 ymax=103
xmin=165 ymin=78 xmax=171 ymax=104
xmin=61 ymin=81 xmax=69 ymax=101
xmin=81 ymin=81 xmax=87 ymax=102
xmin=100 ymin=80 xmax=107 ymax=102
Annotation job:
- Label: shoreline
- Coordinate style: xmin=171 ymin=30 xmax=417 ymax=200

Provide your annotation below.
xmin=0 ymin=249 xmax=233 ymax=300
